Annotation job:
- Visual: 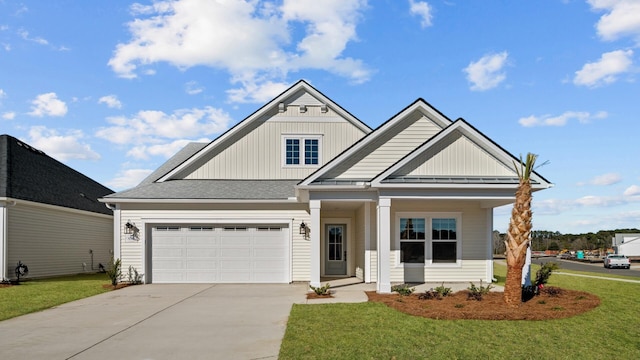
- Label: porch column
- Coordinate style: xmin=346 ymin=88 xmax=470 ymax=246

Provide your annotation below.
xmin=0 ymin=203 xmax=7 ymax=281
xmin=113 ymin=206 xmax=121 ymax=260
xmin=377 ymin=198 xmax=391 ymax=293
xmin=309 ymin=200 xmax=321 ymax=288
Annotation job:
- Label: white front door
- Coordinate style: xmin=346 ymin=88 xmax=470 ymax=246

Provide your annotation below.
xmin=325 ymin=224 xmax=347 ymax=276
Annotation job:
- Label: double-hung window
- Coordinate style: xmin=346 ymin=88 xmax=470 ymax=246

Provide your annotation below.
xmin=397 ymin=213 xmax=461 ymax=266
xmin=283 ymin=135 xmax=321 ymax=166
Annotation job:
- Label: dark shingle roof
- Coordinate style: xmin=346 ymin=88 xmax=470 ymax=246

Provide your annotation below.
xmin=0 ymin=134 xmax=114 ymax=215
xmin=104 ymin=179 xmax=297 ymax=200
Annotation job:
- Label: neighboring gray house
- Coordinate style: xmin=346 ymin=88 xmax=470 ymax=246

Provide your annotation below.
xmin=612 ymin=233 xmax=640 ymax=257
xmin=101 ymin=80 xmax=552 ymax=293
xmin=1 ymin=135 xmax=114 ymax=280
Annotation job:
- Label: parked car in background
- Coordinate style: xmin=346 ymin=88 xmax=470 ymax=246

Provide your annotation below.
xmin=603 ymin=254 xmax=631 ymax=269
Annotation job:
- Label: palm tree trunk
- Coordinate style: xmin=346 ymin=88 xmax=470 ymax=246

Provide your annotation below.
xmin=503 ymin=154 xmax=536 ymax=307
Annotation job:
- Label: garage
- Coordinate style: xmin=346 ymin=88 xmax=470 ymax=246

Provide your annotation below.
xmin=150 ymin=225 xmax=289 ymax=283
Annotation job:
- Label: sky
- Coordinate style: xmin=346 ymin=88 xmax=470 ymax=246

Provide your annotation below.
xmin=1 ymin=0 xmax=640 ymax=234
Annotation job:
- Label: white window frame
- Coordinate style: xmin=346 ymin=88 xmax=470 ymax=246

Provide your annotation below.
xmin=395 ymin=212 xmax=462 ymax=268
xmin=281 ymin=135 xmax=322 ymax=168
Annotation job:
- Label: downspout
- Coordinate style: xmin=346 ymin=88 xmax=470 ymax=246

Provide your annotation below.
xmin=104 ymin=203 xmax=121 ymax=260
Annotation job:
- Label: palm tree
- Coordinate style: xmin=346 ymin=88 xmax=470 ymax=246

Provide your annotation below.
xmin=503 ymin=153 xmax=537 ymax=307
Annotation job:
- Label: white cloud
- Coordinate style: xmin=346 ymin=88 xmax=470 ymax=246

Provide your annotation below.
xmin=590 ymin=173 xmax=622 ymax=186
xmin=0 ymin=88 xmax=6 ymax=99
xmin=574 ymin=49 xmax=633 ymax=87
xmin=98 ymin=95 xmax=123 ymax=109
xmin=2 ymin=112 xmax=15 ymax=120
xmin=26 ymin=126 xmax=100 ymax=161
xmin=624 ymin=185 xmax=640 ymax=197
xmin=28 ymin=92 xmax=68 ymax=117
xmin=96 ymin=106 xmax=230 ymax=158
xmin=185 ymin=81 xmax=204 ymax=95
xmin=127 ymin=138 xmax=209 ymax=160
xmin=409 ymin=0 xmax=433 ymax=28
xmin=588 ymin=0 xmax=640 ymax=43
xmin=107 ymin=168 xmax=154 ymax=190
xmin=463 ymin=51 xmax=509 ymax=91
xmin=108 ymin=0 xmax=370 ymax=103
xmin=18 ymin=29 xmax=48 ymax=45
xmin=518 ymin=110 xmax=607 ymax=127
xmin=227 ymin=78 xmax=291 ymax=104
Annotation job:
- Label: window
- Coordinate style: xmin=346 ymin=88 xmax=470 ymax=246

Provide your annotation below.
xmin=283 ymin=136 xmax=321 ymax=166
xmin=432 ymin=218 xmax=457 ymax=263
xmin=397 ymin=213 xmax=461 ymax=266
xmin=399 ymin=218 xmax=425 ymax=263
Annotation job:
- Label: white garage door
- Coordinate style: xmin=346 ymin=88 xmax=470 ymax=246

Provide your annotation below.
xmin=151 ymin=225 xmax=289 ymax=283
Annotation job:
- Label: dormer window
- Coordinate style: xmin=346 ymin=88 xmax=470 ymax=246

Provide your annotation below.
xmin=283 ymin=135 xmax=321 ymax=167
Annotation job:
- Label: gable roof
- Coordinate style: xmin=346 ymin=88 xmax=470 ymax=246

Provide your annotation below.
xmin=0 ymin=134 xmax=114 ymax=215
xmin=156 ymin=80 xmax=371 ymax=183
xmin=371 ymin=119 xmax=552 ymax=189
xmin=299 ymin=98 xmax=453 ymax=186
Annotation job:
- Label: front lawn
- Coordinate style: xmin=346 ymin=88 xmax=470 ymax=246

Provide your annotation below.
xmin=280 ymin=263 xmax=640 ymax=359
xmin=0 ymin=273 xmax=111 ymax=321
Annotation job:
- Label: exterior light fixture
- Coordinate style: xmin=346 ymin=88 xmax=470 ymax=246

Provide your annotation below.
xmin=299 ymin=221 xmax=310 ymax=239
xmin=125 ymin=220 xmax=140 ymax=240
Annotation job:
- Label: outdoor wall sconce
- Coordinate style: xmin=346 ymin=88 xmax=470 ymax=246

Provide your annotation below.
xmin=299 ymin=221 xmax=310 ymax=240
xmin=125 ymin=220 xmax=140 ymax=240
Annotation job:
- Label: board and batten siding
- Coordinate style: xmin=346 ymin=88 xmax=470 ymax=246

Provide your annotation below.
xmin=403 ymin=132 xmax=515 ymax=177
xmin=117 ymin=209 xmax=311 ymax=282
xmin=185 ymin=109 xmax=367 ymax=180
xmin=7 ymin=203 xmax=113 ymax=279
xmin=388 ymin=200 xmax=491 ymax=283
xmin=335 ymin=115 xmax=442 ymax=179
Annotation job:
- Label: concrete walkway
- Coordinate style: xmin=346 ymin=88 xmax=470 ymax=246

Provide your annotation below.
xmin=0 ymin=283 xmax=307 ymax=360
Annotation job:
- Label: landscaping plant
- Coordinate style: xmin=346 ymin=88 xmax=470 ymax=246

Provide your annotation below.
xmin=309 ymin=283 xmax=331 ymax=296
xmin=391 ymin=284 xmax=415 ymax=296
xmin=106 ymin=257 xmax=122 ymax=286
xmin=467 ymin=280 xmax=493 ymax=301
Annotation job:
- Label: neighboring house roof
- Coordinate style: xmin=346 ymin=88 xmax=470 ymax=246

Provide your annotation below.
xmin=157 ymin=79 xmax=371 ymax=182
xmin=0 ymin=134 xmax=114 ymax=215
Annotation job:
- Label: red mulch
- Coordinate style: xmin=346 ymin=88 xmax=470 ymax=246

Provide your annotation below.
xmin=306 ymin=292 xmax=334 ymax=299
xmin=366 ymin=287 xmax=600 ymax=320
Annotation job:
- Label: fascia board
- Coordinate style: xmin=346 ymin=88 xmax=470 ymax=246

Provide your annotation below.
xmin=299 ymin=100 xmax=452 ymax=186
xmin=98 ymin=198 xmax=299 ymax=204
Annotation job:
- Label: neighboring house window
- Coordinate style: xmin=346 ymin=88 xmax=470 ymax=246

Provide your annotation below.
xmin=397 ymin=213 xmax=461 ymax=266
xmin=283 ymin=135 xmax=321 ymax=167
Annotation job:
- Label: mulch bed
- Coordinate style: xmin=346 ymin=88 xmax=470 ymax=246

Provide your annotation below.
xmin=306 ymin=292 xmax=334 ymax=299
xmin=366 ymin=287 xmax=600 ymax=320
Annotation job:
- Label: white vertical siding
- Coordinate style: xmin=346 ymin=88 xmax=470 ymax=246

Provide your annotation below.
xmin=184 ymin=112 xmax=366 ymax=180
xmin=354 ymin=205 xmax=365 ymax=281
xmin=405 ymin=132 xmax=515 ymax=177
xmin=336 ymin=115 xmax=442 ymax=179
xmin=7 ymin=203 xmax=113 ymax=279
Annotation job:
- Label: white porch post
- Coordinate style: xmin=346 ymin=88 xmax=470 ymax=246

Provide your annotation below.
xmin=377 ymin=198 xmax=391 ymax=293
xmin=113 ymin=206 xmax=121 ymax=260
xmin=0 ymin=203 xmax=7 ymax=281
xmin=364 ymin=202 xmax=371 ymax=283
xmin=310 ymin=200 xmax=321 ymax=288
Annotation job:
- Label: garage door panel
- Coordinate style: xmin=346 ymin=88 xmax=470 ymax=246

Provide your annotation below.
xmin=152 ymin=225 xmax=288 ymax=283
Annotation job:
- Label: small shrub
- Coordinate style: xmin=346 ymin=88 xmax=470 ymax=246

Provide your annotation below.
xmin=552 ymin=306 xmax=565 ymax=311
xmin=418 ymin=290 xmax=441 ymax=300
xmin=467 ymin=280 xmax=493 ymax=301
xmin=309 ymin=283 xmax=331 ymax=295
xmin=537 ymin=300 xmax=546 ymax=305
xmin=454 ymin=303 xmax=465 ymax=308
xmin=391 ymin=284 xmax=415 ymax=296
xmin=541 ymin=286 xmax=563 ymax=297
xmin=126 ymin=265 xmax=143 ymax=285
xmin=535 ymin=262 xmax=559 ymax=287
xmin=434 ymin=282 xmax=452 ymax=297
xmin=106 ymin=257 xmax=122 ymax=286
xmin=576 ymin=295 xmax=586 ymax=300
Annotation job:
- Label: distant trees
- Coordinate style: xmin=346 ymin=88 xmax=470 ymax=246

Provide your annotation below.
xmin=493 ymin=228 xmax=640 ymax=252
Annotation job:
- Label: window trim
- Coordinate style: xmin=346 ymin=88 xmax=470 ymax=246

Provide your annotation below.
xmin=281 ymin=134 xmax=322 ymax=168
xmin=395 ymin=212 xmax=462 ymax=268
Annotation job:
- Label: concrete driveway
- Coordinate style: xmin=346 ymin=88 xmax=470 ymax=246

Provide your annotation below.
xmin=0 ymin=283 xmax=307 ymax=360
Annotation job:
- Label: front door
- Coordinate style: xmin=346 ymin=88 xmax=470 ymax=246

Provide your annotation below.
xmin=325 ymin=224 xmax=347 ymax=276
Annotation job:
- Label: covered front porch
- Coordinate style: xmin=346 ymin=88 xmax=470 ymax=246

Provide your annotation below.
xmin=307 ymin=194 xmax=508 ymax=293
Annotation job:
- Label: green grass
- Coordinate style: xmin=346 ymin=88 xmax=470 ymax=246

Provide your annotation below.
xmin=0 ymin=273 xmax=111 ymax=321
xmin=280 ymin=263 xmax=640 ymax=359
